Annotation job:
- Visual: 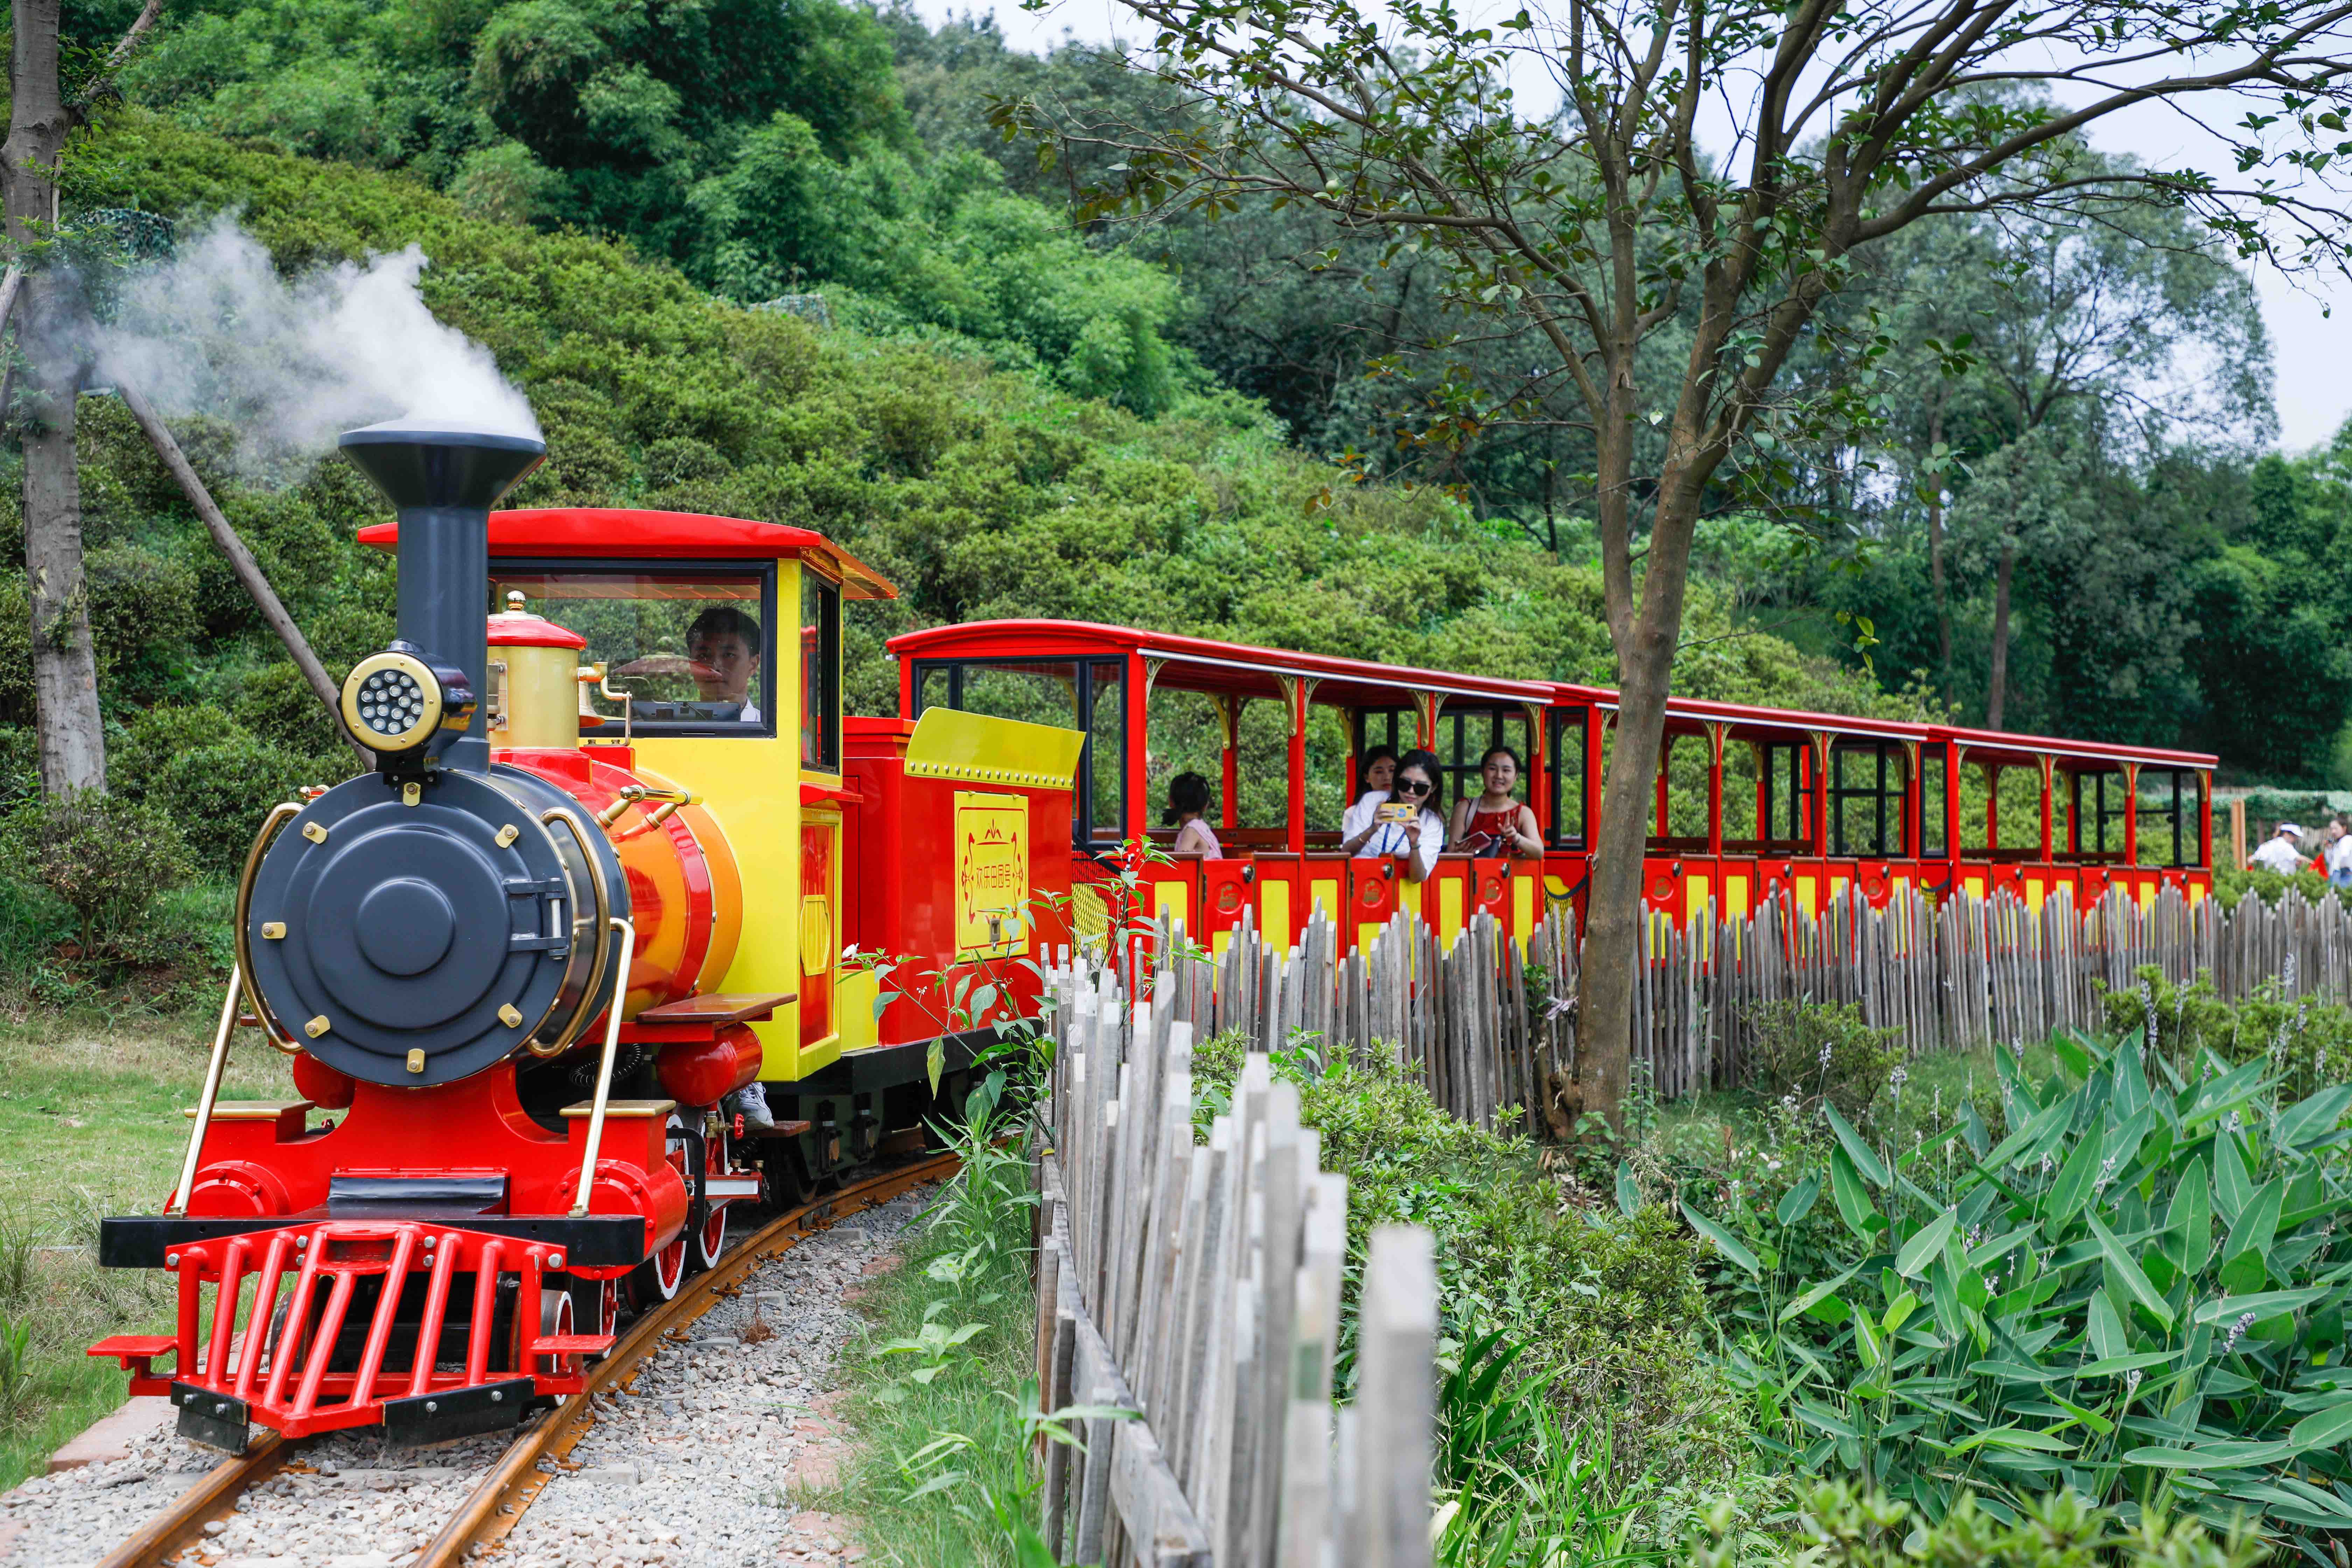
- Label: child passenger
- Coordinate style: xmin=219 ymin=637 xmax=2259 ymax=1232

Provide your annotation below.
xmin=1164 ymin=772 xmax=1222 ymax=858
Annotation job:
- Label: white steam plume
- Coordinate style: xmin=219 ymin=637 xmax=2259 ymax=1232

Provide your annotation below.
xmin=92 ymin=216 xmax=540 ymax=460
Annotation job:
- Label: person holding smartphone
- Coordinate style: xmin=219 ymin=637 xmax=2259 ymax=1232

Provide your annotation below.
xmin=1450 ymin=746 xmax=1542 ymax=857
xmin=1356 ymin=749 xmax=1446 ymax=881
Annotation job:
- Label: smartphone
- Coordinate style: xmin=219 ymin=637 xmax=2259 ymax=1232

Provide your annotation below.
xmin=1376 ymin=802 xmax=1417 ymax=825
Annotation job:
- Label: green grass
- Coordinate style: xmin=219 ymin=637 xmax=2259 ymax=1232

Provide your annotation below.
xmin=815 ymin=1125 xmax=1053 ymax=1567
xmin=0 ymin=997 xmax=290 ymax=1489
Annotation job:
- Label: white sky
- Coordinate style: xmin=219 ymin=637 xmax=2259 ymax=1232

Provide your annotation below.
xmin=923 ymin=0 xmax=2352 ymax=453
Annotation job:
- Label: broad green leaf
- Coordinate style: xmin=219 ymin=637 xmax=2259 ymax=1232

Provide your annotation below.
xmin=1854 ymin=1311 xmax=1887 ymax=1369
xmin=2044 ymin=1120 xmax=2106 ymax=1228
xmin=1615 ymin=1159 xmax=1640 ymax=1217
xmin=2214 ymin=1132 xmax=2254 ymax=1226
xmin=1967 ymin=1360 xmax=2062 ymax=1383
xmin=2075 ymin=1350 xmax=2177 ymax=1378
xmin=1680 ymin=1203 xmax=1760 ymax=1275
xmin=2112 ymin=1038 xmax=2149 ymax=1117
xmin=1984 ymin=1093 xmax=2074 ymax=1172
xmin=2050 ymin=1395 xmax=2115 ymax=1435
xmin=1896 ymin=1206 xmax=1960 ymax=1279
xmin=1822 ymin=1104 xmax=1889 ymax=1188
xmin=1776 ymin=1171 xmax=1822 ymax=1227
xmin=2274 ymin=1084 xmax=2352 ymax=1149
xmin=2289 ymin=1401 xmax=2352 ymax=1451
xmin=1883 ymin=1289 xmax=1919 ymax=1334
xmin=2087 ymin=1211 xmax=2174 ymax=1328
xmin=1791 ymin=1398 xmax=1858 ymax=1440
xmin=1940 ymin=1425 xmax=2076 ymax=1455
xmin=1779 ymin=1265 xmax=1861 ymax=1326
xmin=2167 ymin=1157 xmax=2213 ymax=1275
xmin=2122 ymin=1440 xmax=2300 ymax=1470
xmin=926 ymin=1036 xmax=946 ymax=1097
xmin=2222 ymin=1177 xmax=2283 ymax=1267
xmin=2191 ymin=1288 xmax=2329 ymax=1326
xmin=1830 ymin=1147 xmax=1880 ymax=1239
xmin=2089 ymin=1290 xmax=2129 ymax=1362
xmin=2183 ymin=1056 xmax=2270 ymax=1131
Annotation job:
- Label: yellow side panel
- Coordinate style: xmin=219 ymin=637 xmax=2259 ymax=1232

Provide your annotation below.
xmin=1154 ymin=879 xmax=1191 ymax=928
xmin=1829 ymin=873 xmax=1850 ymax=906
xmin=1725 ymin=873 xmax=1750 ymax=922
xmin=1213 ymin=929 xmax=1233 ymax=960
xmin=2026 ymin=877 xmax=2045 ymax=914
xmin=1437 ymin=878 xmax=1463 ymax=947
xmin=1261 ymin=881 xmax=1292 ymax=949
xmin=1964 ymin=873 xmax=1987 ymax=898
xmin=1396 ymin=879 xmax=1422 ymax=917
xmin=631 ymin=728 xmax=832 ymax=1080
xmin=1795 ymin=873 xmax=1818 ymax=916
xmin=1892 ymin=873 xmax=1911 ymax=897
xmin=838 ymin=966 xmax=880 ymax=1052
xmin=2137 ymin=882 xmax=2155 ymax=909
xmin=1511 ymin=874 xmax=1535 ymax=943
xmin=1687 ymin=871 xmax=1712 ymax=925
xmin=1310 ymin=879 xmax=1340 ymax=923
xmin=2189 ymin=882 xmax=2205 ymax=907
xmin=1357 ymin=922 xmax=1382 ymax=952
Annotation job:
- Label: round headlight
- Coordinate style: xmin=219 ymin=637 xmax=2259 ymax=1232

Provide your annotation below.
xmin=341 ymin=650 xmax=445 ymax=753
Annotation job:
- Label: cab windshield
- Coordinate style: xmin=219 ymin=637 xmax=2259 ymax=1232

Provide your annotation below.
xmin=490 ymin=565 xmax=777 ymax=736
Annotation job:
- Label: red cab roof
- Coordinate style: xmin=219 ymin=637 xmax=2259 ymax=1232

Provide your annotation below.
xmin=358 ymin=507 xmax=895 ymax=600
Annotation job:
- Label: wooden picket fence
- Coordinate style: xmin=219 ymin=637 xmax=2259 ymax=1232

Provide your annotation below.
xmin=1035 ymin=959 xmax=1436 ymax=1568
xmin=1134 ymin=881 xmax=2352 ymax=1130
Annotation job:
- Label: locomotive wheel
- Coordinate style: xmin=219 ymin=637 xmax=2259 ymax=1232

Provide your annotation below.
xmin=522 ymin=1287 xmax=575 ymax=1378
xmin=628 ymin=1234 xmax=687 ymax=1309
xmin=569 ymin=1276 xmax=620 ymax=1347
xmin=692 ymin=1127 xmax=730 ymax=1272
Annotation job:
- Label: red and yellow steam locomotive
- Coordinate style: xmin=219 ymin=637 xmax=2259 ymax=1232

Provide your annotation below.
xmin=90 ymin=424 xmax=1080 ymax=1452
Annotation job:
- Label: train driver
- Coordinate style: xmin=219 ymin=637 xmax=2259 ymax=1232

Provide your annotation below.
xmin=685 ymin=607 xmax=763 ymax=722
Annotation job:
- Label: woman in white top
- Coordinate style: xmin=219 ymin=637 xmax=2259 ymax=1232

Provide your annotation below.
xmin=1351 ymin=749 xmax=1446 ymax=881
xmin=1338 ymin=746 xmax=1399 ymax=852
xmin=1165 ymin=771 xmax=1222 ymax=858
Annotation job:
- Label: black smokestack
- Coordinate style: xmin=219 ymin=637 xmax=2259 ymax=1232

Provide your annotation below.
xmin=340 ymin=421 xmax=545 ymax=772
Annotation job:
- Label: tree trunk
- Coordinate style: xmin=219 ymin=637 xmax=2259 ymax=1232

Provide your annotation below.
xmin=8 ymin=0 xmax=103 ymax=797
xmin=1573 ymin=469 xmax=1706 ymax=1131
xmin=1986 ymin=538 xmax=2015 ymax=730
xmin=1925 ymin=398 xmax=1952 ymax=692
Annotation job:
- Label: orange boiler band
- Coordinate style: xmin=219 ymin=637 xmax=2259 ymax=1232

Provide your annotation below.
xmin=655 ymin=1024 xmax=763 ymax=1108
xmin=496 ymin=748 xmax=745 ymax=1018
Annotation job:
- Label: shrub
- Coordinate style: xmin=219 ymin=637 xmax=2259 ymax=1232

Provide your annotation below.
xmin=1198 ymin=1045 xmax=1746 ymax=1488
xmin=2101 ymin=964 xmax=2352 ymax=1100
xmin=0 ymin=791 xmax=194 ymax=960
xmin=1694 ymin=1028 xmax=2352 ymax=1538
xmin=1685 ymin=1482 xmax=2263 ymax=1568
xmin=114 ymin=704 xmax=322 ymax=869
xmin=1746 ymin=1001 xmax=1904 ymax=1119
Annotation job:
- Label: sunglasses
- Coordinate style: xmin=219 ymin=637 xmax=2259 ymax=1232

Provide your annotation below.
xmin=1397 ymin=778 xmax=1432 ymax=795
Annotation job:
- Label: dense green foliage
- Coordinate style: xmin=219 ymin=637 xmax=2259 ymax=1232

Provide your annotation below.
xmin=1694 ymin=1029 xmax=2352 ymax=1539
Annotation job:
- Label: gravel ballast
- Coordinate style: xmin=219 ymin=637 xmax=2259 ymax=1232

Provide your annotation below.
xmin=0 ymin=1190 xmax=923 ymax=1568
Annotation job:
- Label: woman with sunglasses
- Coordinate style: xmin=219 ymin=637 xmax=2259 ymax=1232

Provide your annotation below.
xmin=1338 ymin=745 xmax=1400 ymax=855
xmin=1353 ymin=749 xmax=1446 ymax=881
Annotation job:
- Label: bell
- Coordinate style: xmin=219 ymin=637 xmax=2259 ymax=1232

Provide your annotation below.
xmin=576 ymin=667 xmax=608 ymax=729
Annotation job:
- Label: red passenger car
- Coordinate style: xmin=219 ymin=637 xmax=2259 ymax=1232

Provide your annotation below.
xmin=891 ymin=621 xmax=2215 ymax=955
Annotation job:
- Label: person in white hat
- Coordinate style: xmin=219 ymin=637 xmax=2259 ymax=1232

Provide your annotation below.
xmin=2251 ymin=822 xmax=2307 ymax=875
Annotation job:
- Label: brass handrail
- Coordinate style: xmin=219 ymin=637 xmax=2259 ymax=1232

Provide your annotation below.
xmin=531 ymin=808 xmax=615 ymax=1057
xmin=233 ymin=802 xmax=304 ymax=1054
xmin=168 ymin=964 xmax=245 ymax=1215
xmin=570 ymin=916 xmax=636 ymax=1218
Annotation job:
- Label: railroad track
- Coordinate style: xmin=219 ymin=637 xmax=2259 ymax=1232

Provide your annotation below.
xmin=91 ymin=1151 xmax=959 ymax=1568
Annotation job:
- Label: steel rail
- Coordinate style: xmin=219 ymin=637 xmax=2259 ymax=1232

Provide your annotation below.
xmin=92 ymin=1150 xmax=959 ymax=1568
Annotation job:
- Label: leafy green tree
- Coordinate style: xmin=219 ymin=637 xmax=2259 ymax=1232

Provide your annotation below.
xmin=1041 ymin=0 xmax=2352 ymax=1127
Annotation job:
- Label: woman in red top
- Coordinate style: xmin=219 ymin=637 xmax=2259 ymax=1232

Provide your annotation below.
xmin=1450 ymin=746 xmax=1542 ymax=857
